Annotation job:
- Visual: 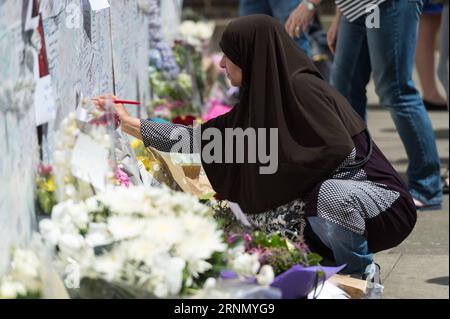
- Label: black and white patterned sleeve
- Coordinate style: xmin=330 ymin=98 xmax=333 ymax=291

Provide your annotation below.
xmin=140 ymin=119 xmax=198 ymax=154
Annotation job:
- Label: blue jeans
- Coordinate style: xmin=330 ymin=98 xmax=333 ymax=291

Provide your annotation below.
xmin=307 ymin=217 xmax=373 ymax=275
xmin=239 ymin=0 xmax=312 ymax=56
xmin=330 ymin=0 xmax=442 ymax=206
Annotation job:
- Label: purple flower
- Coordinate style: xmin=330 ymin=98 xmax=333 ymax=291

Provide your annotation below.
xmin=294 ymin=242 xmax=311 ymax=254
xmin=227 ymin=234 xmax=238 ymax=245
xmin=243 ymin=233 xmax=253 ymax=243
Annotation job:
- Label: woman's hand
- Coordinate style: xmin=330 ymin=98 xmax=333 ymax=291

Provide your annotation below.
xmin=93 ymin=93 xmax=143 ymax=140
xmin=327 ymin=10 xmax=341 ymax=54
xmin=92 ymin=93 xmax=129 ymax=122
xmin=285 ymin=2 xmax=316 ymax=39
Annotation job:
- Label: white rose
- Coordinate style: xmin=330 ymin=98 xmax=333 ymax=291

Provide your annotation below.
xmin=145 ymin=216 xmax=183 ymax=247
xmin=58 ymin=233 xmax=85 ymax=257
xmin=186 ymin=259 xmax=212 ymax=278
xmin=64 ymin=184 xmax=77 ymax=198
xmin=179 ymin=20 xmax=197 ymax=37
xmin=51 ymin=202 xmax=79 ymax=235
xmin=164 ymin=257 xmax=185 ymax=296
xmin=125 ymin=240 xmax=166 ymax=265
xmin=256 ymin=265 xmax=275 ymax=286
xmin=203 ymin=277 xmax=216 ymax=289
xmin=0 ymin=279 xmax=26 ymax=299
xmin=153 ymin=281 xmax=169 ymax=298
xmin=69 ymin=204 xmax=89 ymax=229
xmin=39 ymin=219 xmax=61 ymax=247
xmin=85 ymin=197 xmax=100 ymax=212
xmin=196 ymin=21 xmax=214 ymax=40
xmin=11 ymin=251 xmax=40 ymax=280
xmin=228 ymin=253 xmax=260 ymax=277
xmin=92 ymin=254 xmax=123 ymax=282
xmin=108 ymin=216 xmax=143 ymax=241
xmin=85 ymin=223 xmax=111 ymax=247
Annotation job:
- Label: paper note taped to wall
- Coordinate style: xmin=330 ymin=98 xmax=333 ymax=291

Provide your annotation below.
xmin=89 ymin=0 xmax=110 ymax=11
xmin=71 ymin=133 xmax=109 ymax=191
xmin=34 ymin=75 xmax=57 ymax=126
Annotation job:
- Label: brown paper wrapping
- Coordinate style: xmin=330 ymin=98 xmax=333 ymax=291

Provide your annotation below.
xmin=145 ymin=147 xmax=215 ymax=199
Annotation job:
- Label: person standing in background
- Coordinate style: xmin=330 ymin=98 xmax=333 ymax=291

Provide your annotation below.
xmin=286 ymin=0 xmax=443 ymax=211
xmin=436 ymin=0 xmax=449 ymax=103
xmin=239 ymin=0 xmax=312 ymax=56
xmin=416 ymin=0 xmax=448 ymax=111
xmin=435 ymin=0 xmax=449 ymax=192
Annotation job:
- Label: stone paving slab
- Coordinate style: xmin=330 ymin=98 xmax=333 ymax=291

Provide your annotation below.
xmin=369 ymin=106 xmax=448 ymax=299
xmin=380 ymin=255 xmax=449 ymax=299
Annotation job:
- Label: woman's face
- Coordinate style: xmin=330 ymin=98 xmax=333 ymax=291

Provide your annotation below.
xmin=220 ymin=54 xmax=242 ymax=87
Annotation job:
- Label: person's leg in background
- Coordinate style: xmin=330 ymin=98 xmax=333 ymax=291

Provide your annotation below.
xmin=415 ymin=0 xmax=447 ymax=110
xmin=367 ymin=0 xmax=442 ymax=209
xmin=330 ymin=15 xmax=371 ymax=121
xmin=437 ymin=3 xmax=449 ymax=193
xmin=437 ymin=3 xmax=449 ymax=102
xmin=307 ymin=13 xmax=334 ymax=82
xmin=269 ymin=0 xmax=312 ymax=57
xmin=307 ymin=216 xmax=373 ymax=275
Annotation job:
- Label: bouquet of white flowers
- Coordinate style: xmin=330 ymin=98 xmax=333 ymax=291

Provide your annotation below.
xmin=39 ymin=186 xmax=230 ymax=298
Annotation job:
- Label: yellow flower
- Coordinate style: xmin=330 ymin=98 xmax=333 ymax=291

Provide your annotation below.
xmin=131 ymin=139 xmax=142 ymax=150
xmin=136 ymin=157 xmax=151 ymax=171
xmin=43 ymin=179 xmax=55 ymax=192
xmin=142 ymin=158 xmax=151 ymax=171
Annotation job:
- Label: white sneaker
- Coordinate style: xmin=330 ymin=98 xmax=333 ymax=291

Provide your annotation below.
xmin=362 ymin=263 xmax=383 ymax=299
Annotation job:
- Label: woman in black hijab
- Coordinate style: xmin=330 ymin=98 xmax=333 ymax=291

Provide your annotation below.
xmin=97 ymin=15 xmax=416 ymax=277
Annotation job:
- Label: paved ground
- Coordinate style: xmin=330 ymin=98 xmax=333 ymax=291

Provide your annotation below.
xmin=367 ymin=93 xmax=449 ymax=299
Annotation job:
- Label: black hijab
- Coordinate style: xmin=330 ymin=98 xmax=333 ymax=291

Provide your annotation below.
xmin=201 ymin=15 xmax=366 ymax=214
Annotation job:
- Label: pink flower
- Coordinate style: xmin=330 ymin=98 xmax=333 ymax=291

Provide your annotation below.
xmin=202 ymin=101 xmax=232 ymax=122
xmin=115 ymin=168 xmax=130 ymax=188
xmin=243 ymin=233 xmax=252 ymax=243
xmin=38 ymin=164 xmax=53 ymax=176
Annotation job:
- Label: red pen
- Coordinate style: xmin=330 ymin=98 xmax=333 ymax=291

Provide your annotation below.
xmin=114 ymin=99 xmax=141 ymax=105
xmin=91 ymin=98 xmax=140 ymax=105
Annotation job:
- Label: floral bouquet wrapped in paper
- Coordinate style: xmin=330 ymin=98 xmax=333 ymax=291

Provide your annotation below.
xmin=131 ymin=139 xmax=180 ymax=190
xmin=208 ymin=203 xmax=344 ymax=299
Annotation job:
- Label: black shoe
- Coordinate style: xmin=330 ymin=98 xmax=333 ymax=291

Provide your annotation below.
xmin=423 ymin=99 xmax=448 ymax=111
